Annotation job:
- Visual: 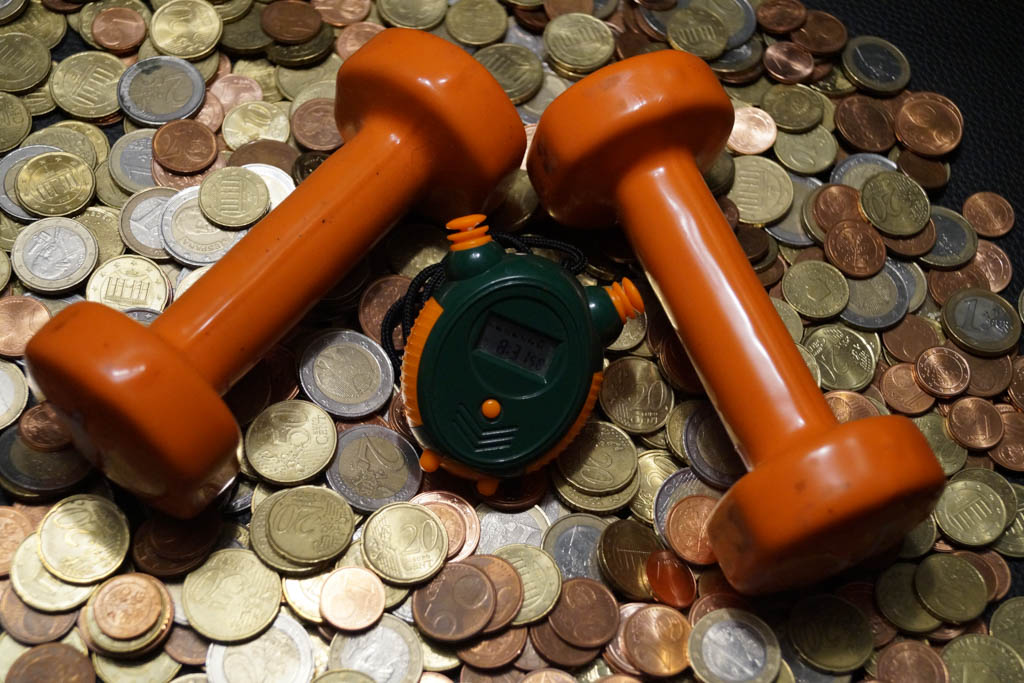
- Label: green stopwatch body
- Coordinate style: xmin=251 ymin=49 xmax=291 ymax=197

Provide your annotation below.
xmin=411 ymin=239 xmax=623 ymax=478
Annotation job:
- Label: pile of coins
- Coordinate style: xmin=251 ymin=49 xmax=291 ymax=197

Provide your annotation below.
xmin=0 ymin=0 xmax=1023 ymax=681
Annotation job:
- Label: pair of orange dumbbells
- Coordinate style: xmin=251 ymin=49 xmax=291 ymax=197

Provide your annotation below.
xmin=25 ymin=29 xmax=942 ymax=594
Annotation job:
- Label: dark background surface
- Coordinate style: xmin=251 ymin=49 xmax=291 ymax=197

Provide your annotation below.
xmin=40 ymin=0 xmax=1024 ymax=599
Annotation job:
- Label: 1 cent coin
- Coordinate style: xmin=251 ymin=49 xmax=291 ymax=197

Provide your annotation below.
xmin=528 ymin=619 xmax=599 ymax=669
xmin=261 ymin=0 xmax=324 ymax=44
xmin=645 ymin=550 xmax=696 ymax=610
xmin=6 ymin=642 xmax=94 ymax=683
xmin=546 ymin=578 xmax=618 ymax=649
xmin=460 ymin=555 xmax=523 ymax=634
xmin=0 ymin=587 xmax=77 ymax=645
xmin=456 ymin=625 xmax=528 ymax=670
xmin=413 ymin=563 xmax=496 ymax=643
xmin=320 ymin=566 xmax=386 ymax=631
xmin=17 ymin=403 xmax=72 ymax=453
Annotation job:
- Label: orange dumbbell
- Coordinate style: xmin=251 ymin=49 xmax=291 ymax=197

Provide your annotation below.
xmin=25 ymin=29 xmax=525 ymax=518
xmin=528 ymin=51 xmax=944 ymax=594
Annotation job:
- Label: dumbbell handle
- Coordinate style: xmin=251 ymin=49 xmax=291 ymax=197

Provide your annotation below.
xmin=617 ymin=147 xmax=837 ymax=468
xmin=151 ymin=119 xmax=431 ymax=394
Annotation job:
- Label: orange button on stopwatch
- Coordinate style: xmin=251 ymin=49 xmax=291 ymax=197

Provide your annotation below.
xmin=481 ymin=399 xmax=501 ymax=419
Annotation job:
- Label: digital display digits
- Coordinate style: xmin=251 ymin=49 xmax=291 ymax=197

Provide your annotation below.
xmin=476 ymin=314 xmax=557 ymax=376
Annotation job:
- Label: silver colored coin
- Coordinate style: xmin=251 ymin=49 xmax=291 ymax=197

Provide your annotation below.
xmin=389 ymin=593 xmax=415 ymax=624
xmin=504 ymin=17 xmax=545 ymax=57
xmin=12 ymin=217 xmax=99 ymax=294
xmin=692 ymin=0 xmax=756 ymax=49
xmin=123 ymin=307 xmax=160 ymax=325
xmin=109 ymin=129 xmax=156 ymax=194
xmin=920 ymin=206 xmax=978 ymax=270
xmin=164 ymin=581 xmax=189 ymax=626
xmin=299 ymin=329 xmax=393 ymax=418
xmin=689 ymin=608 xmax=781 ymax=683
xmin=160 ymin=186 xmax=247 ymax=267
xmin=0 ymin=145 xmax=60 ymax=222
xmin=328 ymin=613 xmax=423 ymax=683
xmin=120 ymin=186 xmax=175 ymax=260
xmin=685 ymin=404 xmax=747 ymax=490
xmin=839 ymin=259 xmax=909 ymax=331
xmin=779 ymin=631 xmax=850 ymax=683
xmin=0 ymin=360 xmax=28 ymax=431
xmin=118 ymin=56 xmax=206 ymax=126
xmin=241 ymin=163 xmax=295 ymax=209
xmin=325 ymin=425 xmax=421 ymax=514
xmin=842 ymin=36 xmax=910 ymax=95
xmin=475 ymin=503 xmax=549 ymax=554
xmin=652 ymin=466 xmax=720 ymax=544
xmin=0 ymin=429 xmax=91 ymax=494
xmin=765 ymin=174 xmax=818 ymax=247
xmin=207 ymin=612 xmax=314 ymax=683
xmin=829 ymin=152 xmax=897 ymax=190
xmin=540 ymin=512 xmax=608 ymax=582
xmin=887 ymin=259 xmax=927 ymax=312
xmin=538 ymin=489 xmax=570 ymax=524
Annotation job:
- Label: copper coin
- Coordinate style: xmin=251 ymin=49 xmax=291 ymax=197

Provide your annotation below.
xmin=962 ymin=192 xmax=1014 ymax=238
xmin=228 ymin=139 xmax=301 ymax=174
xmin=603 ymin=603 xmax=645 ymax=676
xmin=413 ymin=563 xmax=495 ymax=643
xmin=261 ymin=0 xmax=324 ymax=44
xmin=0 ymin=587 xmax=76 ymax=645
xmin=756 ymin=0 xmax=807 ymax=33
xmin=312 ymin=0 xmax=370 ymax=26
xmin=835 ymin=581 xmax=897 ymax=648
xmin=92 ymin=573 xmax=163 ymax=640
xmin=194 ymin=93 xmax=225 ymax=133
xmin=358 ymin=275 xmax=411 ymax=348
xmin=927 ymin=622 xmax=965 ymax=643
xmin=334 ymin=21 xmax=385 ymax=60
xmin=292 ymin=98 xmax=343 ymax=152
xmin=812 ymin=184 xmax=861 ymax=232
xmin=92 ymin=7 xmax=147 ymax=53
xmin=951 ymin=345 xmax=1013 ymax=398
xmin=897 ymin=150 xmax=948 ymax=190
xmin=914 ymin=347 xmax=970 ymax=399
xmin=130 ymin=522 xmax=208 ymax=578
xmin=659 ymin=334 xmax=703 ymax=395
xmin=882 ymin=217 xmax=936 ymax=258
xmin=895 ymin=94 xmax=963 ymax=157
xmin=726 ymin=106 xmax=777 ymax=155
xmin=757 ymin=256 xmax=786 ymax=288
xmin=763 ymin=41 xmax=814 ymax=84
xmin=528 ymin=619 xmax=599 ymax=669
xmin=457 ymin=626 xmax=529 ymax=670
xmin=792 ymin=245 xmax=826 ymax=264
xmin=152 ymin=119 xmax=218 ymax=174
xmin=622 ymin=605 xmax=691 ymax=677
xmin=947 ymin=396 xmax=1004 ymax=449
xmin=834 ymin=95 xmax=895 ymax=153
xmin=690 ymin=593 xmax=751 ymax=626
xmin=644 ymin=550 xmax=695 ymax=610
xmin=151 ymin=150 xmax=228 ymax=190
xmin=736 ymin=228 xmax=770 ymax=262
xmin=971 ymin=240 xmax=1012 ymax=293
xmin=10 ymin=503 xmax=49 ymax=531
xmin=544 ymin=0 xmax=593 ymax=19
xmin=480 ymin=470 xmax=548 ymax=512
xmin=880 ymin=363 xmax=935 ymax=415
xmin=718 ymin=196 xmax=740 ymax=229
xmin=461 ymin=555 xmax=523 ymax=634
xmin=964 ymin=454 xmax=995 ymax=470
xmin=698 ymin=568 xmax=745 ymax=597
xmin=520 ymin=670 xmax=573 ymax=683
xmin=876 ymin=640 xmax=949 ymax=683
xmin=951 ymin=550 xmax=998 ymax=601
xmin=262 ymin=344 xmax=300 ymax=402
xmin=0 ymin=297 xmax=51 ymax=358
xmin=6 ymin=642 xmax=94 ymax=683
xmin=977 ymin=550 xmax=1011 ymax=601
xmin=164 ymin=624 xmax=209 ymax=666
xmin=789 ymin=10 xmax=847 ymax=55
xmin=823 ymin=218 xmax=885 ymax=278
xmin=149 ymin=507 xmax=222 ymax=561
xmin=926 ymin=264 xmax=988 ymax=305
xmin=0 ymin=506 xmax=33 ymax=574
xmin=424 ymin=501 xmax=467 ymax=560
xmin=664 ymin=495 xmax=717 ymax=565
xmin=41 ymin=0 xmax=80 ymax=12
xmin=546 ymin=578 xmax=618 ymax=649
xmin=989 ymin=410 xmax=1024 ymax=471
xmin=461 ymin=666 xmax=526 ymax=682
xmin=824 ymin=390 xmax=880 ymax=423
xmin=319 ymin=566 xmax=385 ymax=631
xmin=208 ymin=75 xmax=264 ymax=114
xmin=882 ymin=315 xmax=941 ymax=363
xmin=1009 ymin=358 xmax=1024 ymax=410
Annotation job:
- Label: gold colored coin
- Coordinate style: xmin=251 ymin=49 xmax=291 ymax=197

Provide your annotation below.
xmin=935 ymin=479 xmax=1006 ymax=546
xmin=445 ymin=0 xmax=507 ymax=46
xmin=543 ymin=13 xmax=615 ymax=73
xmin=267 ymin=486 xmax=355 ymax=565
xmin=23 ymin=125 xmax=98 ymax=169
xmin=278 ymin=55 xmax=342 ymax=103
xmin=85 ymin=254 xmax=170 ymax=311
xmin=665 ymin=399 xmax=703 ymax=462
xmin=492 ymin=544 xmax=561 ymax=626
xmin=558 ymin=421 xmax=638 ymax=495
xmin=49 ymin=51 xmax=125 ymax=120
xmin=552 ymin=465 xmax=640 ymax=514
xmin=782 ymin=261 xmax=850 ymax=320
xmin=0 ymin=2 xmax=66 ymax=50
xmin=761 ymin=84 xmax=824 ymax=133
xmin=9 ymin=533 xmax=96 ymax=611
xmin=0 ymin=92 xmax=30 ymax=153
xmin=37 ymin=494 xmax=129 ymax=584
xmin=361 ymin=503 xmax=447 ymax=586
xmin=183 ymin=548 xmax=283 ymax=642
xmin=54 ymin=120 xmax=111 ymax=169
xmin=474 ymin=44 xmax=545 ymax=105
xmin=990 ymin=597 xmax=1024 ymax=661
xmin=250 ymin=488 xmax=324 ymax=576
xmin=222 ymin=100 xmax=290 ymax=150
xmin=95 ymin=162 xmax=133 ymax=208
xmin=11 ymin=217 xmax=99 ymax=294
xmin=598 ymin=518 xmax=658 ymax=601
xmin=803 ymin=324 xmax=875 ymax=392
xmin=860 ymin=171 xmax=930 ymax=236
xmin=335 ymin=541 xmax=408 ymax=608
xmin=899 ymin=515 xmax=938 ymax=559
xmin=0 ymin=32 xmax=49 ymax=94
xmin=234 ymin=58 xmax=282 ymax=103
xmin=875 ymin=562 xmax=942 ymax=634
xmin=629 ymin=450 xmax=679 ymax=525
xmin=666 ymin=7 xmax=727 ymax=59
xmin=774 ymin=127 xmax=838 ymax=176
xmin=940 ymin=634 xmax=1024 ymax=683
xmin=198 ymin=167 xmax=271 ymax=229
xmin=151 ymin=0 xmax=223 ymax=59
xmin=913 ymin=553 xmax=987 ymax=624
xmin=912 ymin=413 xmax=966 ymax=476
xmin=283 ymin=569 xmax=332 ymax=624
xmin=599 ymin=357 xmax=674 ymax=435
xmin=726 ymin=155 xmax=794 ymax=225
xmin=789 ymin=595 xmax=874 ymax=673
xmin=245 ymin=400 xmax=337 ymax=485
xmin=81 ymin=575 xmax=171 ymax=656
xmin=993 ymin=483 xmax=1024 ymax=558
xmin=92 ymin=650 xmax=182 ymax=683
xmin=377 ymin=0 xmax=447 ymax=29
xmin=14 ymin=151 xmax=95 ymax=217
